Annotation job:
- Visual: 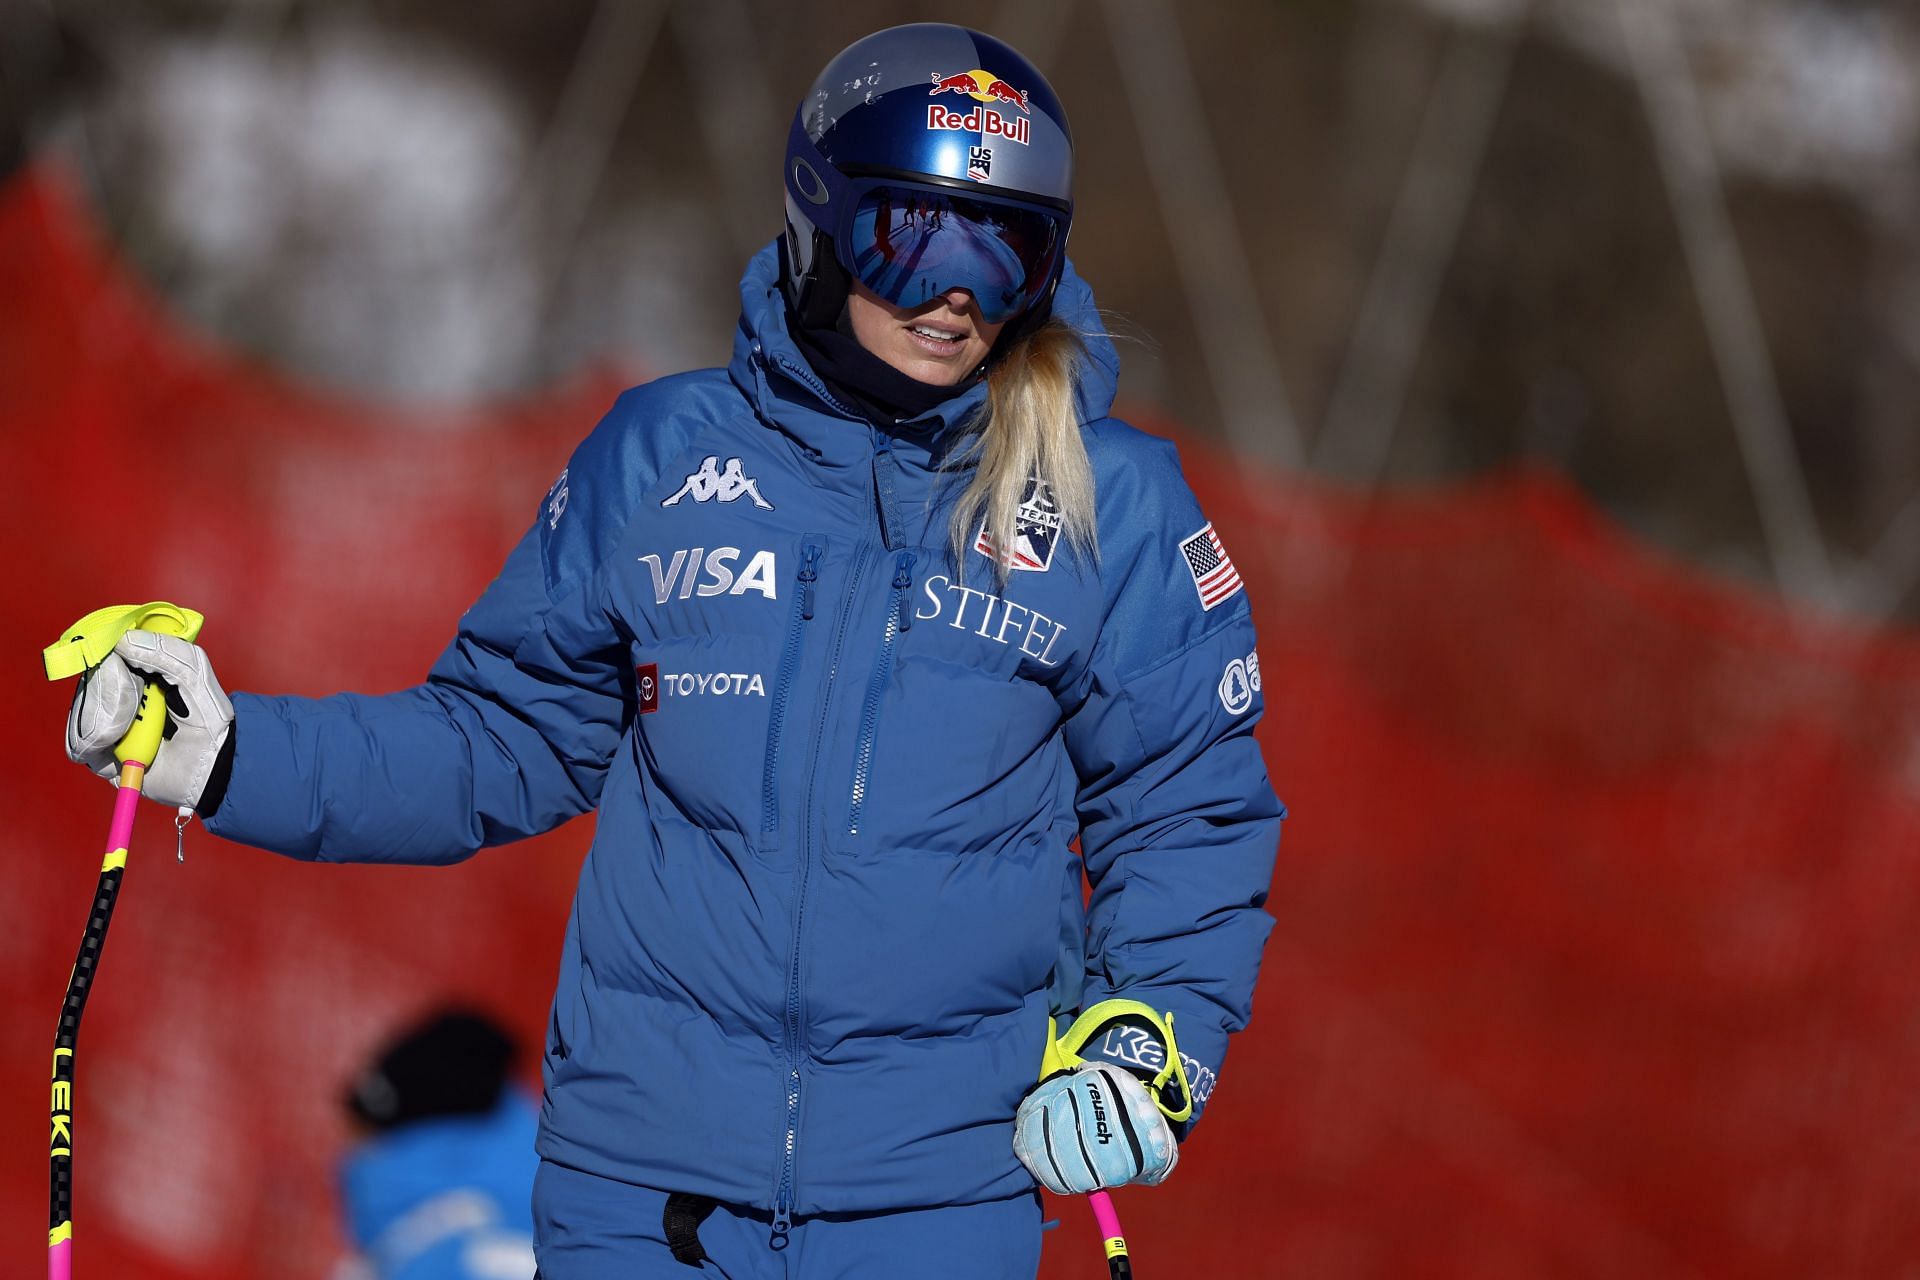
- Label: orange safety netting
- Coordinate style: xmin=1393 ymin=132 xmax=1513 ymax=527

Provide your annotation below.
xmin=1 ymin=165 xmax=1916 ymax=1279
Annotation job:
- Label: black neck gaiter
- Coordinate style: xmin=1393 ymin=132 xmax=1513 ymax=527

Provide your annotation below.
xmin=790 ymin=307 xmax=985 ymax=427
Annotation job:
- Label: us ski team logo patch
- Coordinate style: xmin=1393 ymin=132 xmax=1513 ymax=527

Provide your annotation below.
xmin=1179 ymin=522 xmax=1242 ymax=610
xmin=974 ymin=476 xmax=1063 ymax=573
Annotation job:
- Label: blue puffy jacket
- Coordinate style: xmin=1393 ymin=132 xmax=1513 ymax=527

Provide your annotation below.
xmin=208 ymin=245 xmax=1283 ymax=1221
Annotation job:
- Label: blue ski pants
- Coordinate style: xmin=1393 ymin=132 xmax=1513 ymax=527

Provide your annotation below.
xmin=533 ymin=1161 xmax=1045 ymax=1279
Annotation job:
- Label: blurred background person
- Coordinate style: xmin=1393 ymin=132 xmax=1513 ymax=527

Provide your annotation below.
xmin=333 ymin=1010 xmax=538 ymax=1280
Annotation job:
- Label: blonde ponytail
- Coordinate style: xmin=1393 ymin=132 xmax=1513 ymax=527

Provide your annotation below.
xmin=947 ymin=317 xmax=1099 ymax=581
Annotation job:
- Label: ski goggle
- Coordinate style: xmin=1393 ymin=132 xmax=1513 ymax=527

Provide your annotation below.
xmin=838 ymin=185 xmax=1066 ymax=326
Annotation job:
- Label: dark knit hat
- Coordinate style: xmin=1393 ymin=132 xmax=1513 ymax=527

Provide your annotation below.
xmin=344 ymin=1008 xmax=516 ymax=1132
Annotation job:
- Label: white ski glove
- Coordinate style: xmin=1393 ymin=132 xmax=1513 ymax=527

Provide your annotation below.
xmin=66 ymin=630 xmax=234 ymax=811
xmin=1013 ymin=1063 xmax=1179 ymax=1195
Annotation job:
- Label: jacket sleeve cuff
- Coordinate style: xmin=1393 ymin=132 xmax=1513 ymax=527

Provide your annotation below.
xmin=202 ymin=694 xmax=320 ymax=859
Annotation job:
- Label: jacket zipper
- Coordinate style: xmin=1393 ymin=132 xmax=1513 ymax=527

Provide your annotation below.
xmin=848 ymin=550 xmax=917 ymax=837
xmin=771 ymin=351 xmax=865 ymax=422
xmin=761 ymin=541 xmax=822 ymax=841
xmin=771 ymin=542 xmax=872 ymax=1248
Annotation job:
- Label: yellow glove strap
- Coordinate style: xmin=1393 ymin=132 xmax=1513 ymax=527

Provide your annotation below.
xmin=1040 ymin=998 xmax=1195 ymax=1123
xmin=45 ymin=602 xmax=206 ymax=766
xmin=43 ymin=603 xmax=204 ymax=680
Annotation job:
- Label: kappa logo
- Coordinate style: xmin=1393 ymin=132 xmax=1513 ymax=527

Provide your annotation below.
xmin=1219 ymin=648 xmax=1261 ymax=715
xmin=661 ymin=456 xmax=774 ymax=510
xmin=974 ymin=476 xmax=1063 ymax=573
xmin=1096 ymin=1026 xmax=1219 ymax=1105
xmin=638 ymin=547 xmax=779 ymax=604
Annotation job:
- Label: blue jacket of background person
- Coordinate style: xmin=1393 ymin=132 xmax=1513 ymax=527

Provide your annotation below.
xmin=339 ymin=1092 xmax=539 ymax=1280
xmin=209 ymin=244 xmax=1285 ymax=1220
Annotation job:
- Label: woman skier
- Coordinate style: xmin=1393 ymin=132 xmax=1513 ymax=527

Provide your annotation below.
xmin=66 ymin=23 xmax=1283 ymax=1279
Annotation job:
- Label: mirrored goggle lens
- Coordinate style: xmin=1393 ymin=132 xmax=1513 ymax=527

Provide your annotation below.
xmin=846 ymin=188 xmax=1062 ymax=325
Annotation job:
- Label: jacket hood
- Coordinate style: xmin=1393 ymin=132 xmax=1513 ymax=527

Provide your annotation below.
xmin=728 ymin=241 xmax=1121 ymax=467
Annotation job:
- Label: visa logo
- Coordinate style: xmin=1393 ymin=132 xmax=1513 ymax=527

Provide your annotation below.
xmin=639 ymin=547 xmax=779 ymax=604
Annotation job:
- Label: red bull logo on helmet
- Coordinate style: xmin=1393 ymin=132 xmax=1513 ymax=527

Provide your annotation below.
xmin=928 ymin=69 xmax=1033 ymax=146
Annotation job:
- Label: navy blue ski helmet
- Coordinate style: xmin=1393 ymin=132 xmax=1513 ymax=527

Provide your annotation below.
xmin=782 ymin=24 xmax=1073 ymax=333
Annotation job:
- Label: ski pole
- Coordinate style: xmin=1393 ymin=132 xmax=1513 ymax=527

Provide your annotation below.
xmin=1087 ymin=1189 xmax=1133 ymax=1280
xmin=41 ymin=602 xmax=206 ymax=1280
xmin=1042 ymin=1000 xmax=1196 ymax=1280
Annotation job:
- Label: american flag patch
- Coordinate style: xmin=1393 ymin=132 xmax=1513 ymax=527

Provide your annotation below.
xmin=1179 ymin=522 xmax=1242 ymax=610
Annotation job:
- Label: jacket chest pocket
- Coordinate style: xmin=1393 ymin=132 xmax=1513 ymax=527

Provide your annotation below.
xmin=630 ymin=633 xmax=779 ymax=843
xmin=610 ymin=526 xmax=824 ymax=858
xmin=834 ymin=563 xmax=1079 ymax=855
